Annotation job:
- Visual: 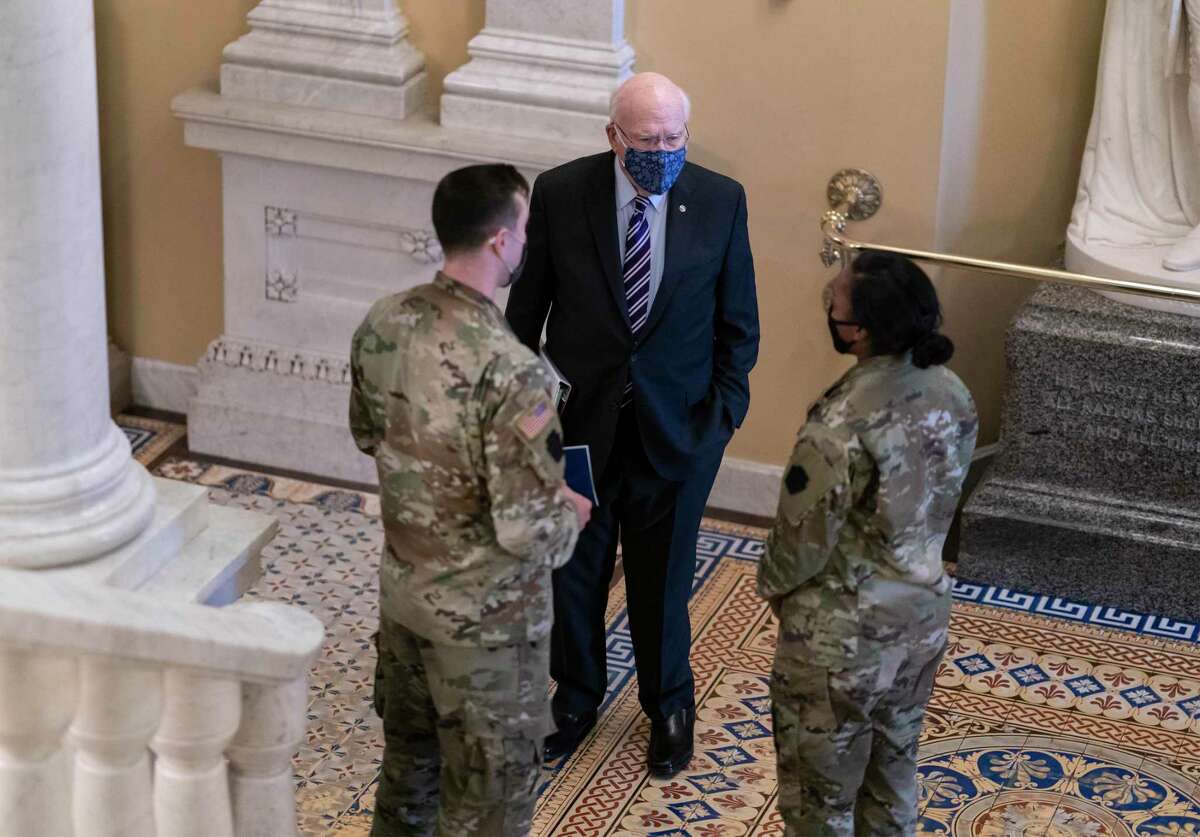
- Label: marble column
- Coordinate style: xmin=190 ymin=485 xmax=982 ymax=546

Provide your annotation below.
xmin=221 ymin=0 xmax=427 ymax=119
xmin=0 ymin=0 xmax=155 ymax=568
xmin=441 ymin=0 xmax=634 ymax=144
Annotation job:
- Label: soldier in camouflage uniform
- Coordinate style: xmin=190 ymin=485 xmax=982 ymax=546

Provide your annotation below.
xmin=758 ymin=250 xmax=978 ymax=836
xmin=349 ymin=164 xmax=590 ymax=837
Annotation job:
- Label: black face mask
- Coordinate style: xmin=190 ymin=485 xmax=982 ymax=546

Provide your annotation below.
xmin=827 ymin=311 xmax=859 ymax=354
xmin=499 ymin=239 xmax=528 ymax=288
xmin=511 ymin=242 xmax=528 ymax=282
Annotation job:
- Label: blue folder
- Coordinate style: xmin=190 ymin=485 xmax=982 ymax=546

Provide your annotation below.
xmin=564 ymin=445 xmax=598 ymax=505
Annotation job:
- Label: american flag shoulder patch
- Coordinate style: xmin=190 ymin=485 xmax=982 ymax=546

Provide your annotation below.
xmin=516 ymin=399 xmax=553 ymax=441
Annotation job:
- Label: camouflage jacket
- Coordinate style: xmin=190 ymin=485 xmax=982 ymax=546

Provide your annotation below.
xmin=757 ymin=352 xmax=978 ymax=667
xmin=349 ymin=272 xmax=580 ymax=647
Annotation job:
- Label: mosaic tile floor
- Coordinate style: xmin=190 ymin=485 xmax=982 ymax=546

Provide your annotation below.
xmin=120 ymin=412 xmax=186 ymax=464
xmin=121 ymin=417 xmax=1200 ymax=836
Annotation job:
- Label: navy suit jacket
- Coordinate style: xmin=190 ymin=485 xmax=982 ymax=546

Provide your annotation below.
xmin=505 ymin=152 xmax=760 ymax=483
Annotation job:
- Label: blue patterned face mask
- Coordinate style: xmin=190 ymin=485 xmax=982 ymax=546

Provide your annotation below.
xmin=623 ymin=146 xmax=687 ymax=195
xmin=614 ymin=123 xmax=688 ymax=194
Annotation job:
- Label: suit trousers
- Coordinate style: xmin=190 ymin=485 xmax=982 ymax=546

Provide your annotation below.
xmin=550 ymin=405 xmax=722 ymax=722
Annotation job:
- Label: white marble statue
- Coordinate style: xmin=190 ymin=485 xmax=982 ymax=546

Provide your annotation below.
xmin=1067 ymin=0 xmax=1200 ymax=312
xmin=1070 ymin=0 xmax=1200 ymax=264
xmin=1165 ymin=0 xmax=1200 ymax=270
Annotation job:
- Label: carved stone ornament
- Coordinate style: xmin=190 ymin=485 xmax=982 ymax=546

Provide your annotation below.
xmin=204 ymin=339 xmax=352 ymax=386
xmin=264 ymin=207 xmax=297 ymax=237
xmin=264 ymin=271 xmax=298 ymax=302
xmin=399 ymin=229 xmax=443 ymax=265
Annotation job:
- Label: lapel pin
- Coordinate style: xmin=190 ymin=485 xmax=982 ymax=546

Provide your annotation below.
xmin=679 ymin=204 xmax=687 ymax=213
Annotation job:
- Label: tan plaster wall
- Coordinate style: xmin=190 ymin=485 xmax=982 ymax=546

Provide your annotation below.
xmin=97 ymin=1 xmax=1106 ymax=465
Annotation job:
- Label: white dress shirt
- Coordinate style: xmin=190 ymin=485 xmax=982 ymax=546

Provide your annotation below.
xmin=615 ymin=156 xmax=669 ymax=315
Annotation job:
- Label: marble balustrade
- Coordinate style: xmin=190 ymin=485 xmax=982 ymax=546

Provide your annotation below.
xmin=0 ymin=570 xmax=324 ymax=837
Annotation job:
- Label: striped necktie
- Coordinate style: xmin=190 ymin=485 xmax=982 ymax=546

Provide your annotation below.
xmin=624 ymin=195 xmax=653 ymax=335
xmin=622 ymin=196 xmax=652 ymax=405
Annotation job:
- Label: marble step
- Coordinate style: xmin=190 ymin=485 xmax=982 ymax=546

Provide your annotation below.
xmin=41 ymin=476 xmax=210 ymax=590
xmin=141 ymin=504 xmax=278 ymax=606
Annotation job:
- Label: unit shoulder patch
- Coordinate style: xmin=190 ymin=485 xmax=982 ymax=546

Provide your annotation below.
xmin=785 ymin=465 xmax=809 ymax=495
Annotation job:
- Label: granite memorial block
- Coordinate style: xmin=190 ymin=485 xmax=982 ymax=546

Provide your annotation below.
xmin=959 ymin=284 xmax=1200 ymax=620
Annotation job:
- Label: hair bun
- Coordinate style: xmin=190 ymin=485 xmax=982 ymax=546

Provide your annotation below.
xmin=912 ymin=331 xmax=954 ymax=368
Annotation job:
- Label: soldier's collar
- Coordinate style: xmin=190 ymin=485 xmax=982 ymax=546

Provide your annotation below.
xmin=845 ymin=351 xmax=911 ymax=380
xmin=434 ymin=271 xmax=500 ymax=312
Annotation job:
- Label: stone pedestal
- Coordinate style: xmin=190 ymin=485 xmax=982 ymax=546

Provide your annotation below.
xmin=173 ymin=90 xmax=593 ymax=483
xmin=221 ymin=0 xmax=427 ymax=119
xmin=1067 ymin=231 xmax=1200 ymax=319
xmin=174 ymin=0 xmax=614 ymax=484
xmin=441 ymin=0 xmax=632 ymax=144
xmin=959 ymin=284 xmax=1200 ymax=620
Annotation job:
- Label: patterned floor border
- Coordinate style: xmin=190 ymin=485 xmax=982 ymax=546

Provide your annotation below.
xmin=950 ymin=580 xmax=1200 ymax=645
xmin=120 ymin=413 xmax=186 ymax=466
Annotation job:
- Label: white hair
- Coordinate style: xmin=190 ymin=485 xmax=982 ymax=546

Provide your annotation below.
xmin=609 ymin=76 xmax=692 ymax=123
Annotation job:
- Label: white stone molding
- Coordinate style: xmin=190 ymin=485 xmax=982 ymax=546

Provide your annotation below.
xmin=71 ymin=657 xmax=161 ymax=837
xmin=709 ymin=457 xmax=785 ymax=519
xmin=0 ymin=572 xmax=323 ymax=681
xmin=192 ymin=338 xmax=374 ymax=484
xmin=709 ymin=443 xmax=1002 ymax=521
xmin=222 ymin=0 xmax=428 ymax=119
xmin=172 ymin=87 xmax=588 ymax=177
xmin=205 ymin=337 xmax=353 ymax=386
xmin=227 ymin=664 xmax=309 ymax=837
xmin=0 ymin=0 xmax=156 ymax=568
xmin=131 ymin=357 xmax=198 ymax=415
xmin=441 ymin=0 xmax=634 ymax=144
xmin=0 ymin=650 xmax=77 ymax=837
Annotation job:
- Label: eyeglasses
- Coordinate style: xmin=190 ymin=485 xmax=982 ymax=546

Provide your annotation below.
xmin=613 ymin=122 xmax=690 ymax=152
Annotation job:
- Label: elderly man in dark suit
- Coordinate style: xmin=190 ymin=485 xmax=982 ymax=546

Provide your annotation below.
xmin=506 ymin=71 xmax=759 ymax=777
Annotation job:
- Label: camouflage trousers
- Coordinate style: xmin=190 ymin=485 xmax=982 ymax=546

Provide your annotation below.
xmin=371 ymin=617 xmax=551 ymax=837
xmin=770 ymin=588 xmax=951 ymax=836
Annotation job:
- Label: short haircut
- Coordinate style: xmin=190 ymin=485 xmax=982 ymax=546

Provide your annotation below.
xmin=431 ymin=164 xmax=529 ymax=257
xmin=849 ymin=250 xmax=955 ymax=368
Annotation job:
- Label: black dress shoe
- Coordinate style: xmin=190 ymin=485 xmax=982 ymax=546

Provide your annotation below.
xmin=648 ymin=706 xmax=695 ymax=777
xmin=543 ymin=709 xmax=598 ymax=761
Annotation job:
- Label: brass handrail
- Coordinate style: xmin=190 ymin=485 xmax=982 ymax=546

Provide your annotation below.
xmin=820 ymin=169 xmax=1200 ymax=305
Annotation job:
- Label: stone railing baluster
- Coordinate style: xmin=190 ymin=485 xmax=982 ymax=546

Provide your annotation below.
xmin=71 ymin=656 xmax=163 ymax=837
xmin=0 ymin=650 xmax=78 ymax=837
xmin=227 ymin=674 xmax=309 ymax=836
xmin=151 ymin=671 xmax=243 ymax=837
xmin=0 ymin=570 xmax=324 ymax=837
